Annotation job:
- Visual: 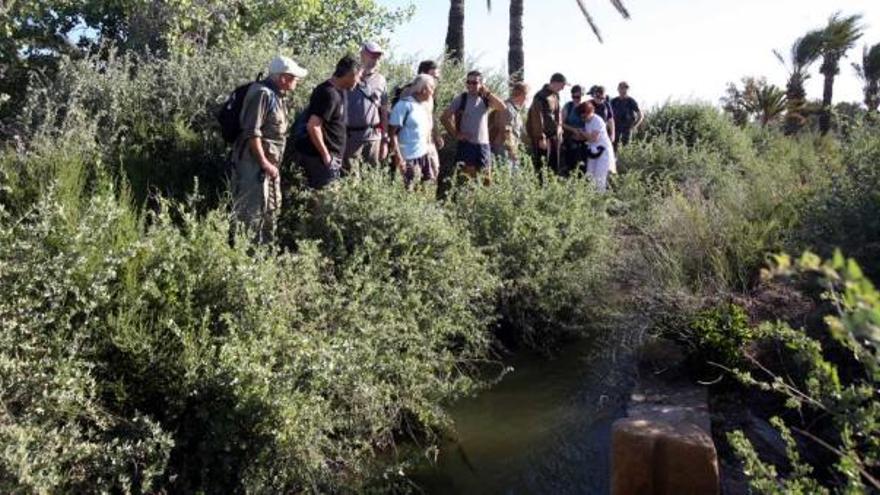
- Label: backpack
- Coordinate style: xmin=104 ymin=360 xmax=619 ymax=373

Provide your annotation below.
xmin=391 ymin=83 xmax=412 ymax=107
xmin=216 ymin=72 xmax=264 ymax=144
xmin=290 ymin=108 xmax=310 ymax=144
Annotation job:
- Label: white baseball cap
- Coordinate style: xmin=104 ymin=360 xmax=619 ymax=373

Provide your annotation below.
xmin=362 ymin=41 xmax=384 ymax=54
xmin=268 ymin=56 xmax=308 ymax=78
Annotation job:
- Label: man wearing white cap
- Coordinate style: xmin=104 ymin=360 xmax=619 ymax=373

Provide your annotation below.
xmin=342 ymin=41 xmax=389 ymax=173
xmin=233 ymin=55 xmax=307 ymax=243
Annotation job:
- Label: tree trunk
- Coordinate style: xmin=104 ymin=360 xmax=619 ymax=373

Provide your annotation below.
xmin=783 ymin=74 xmax=806 ymax=135
xmin=819 ymin=66 xmax=836 ymax=135
xmin=866 ymin=81 xmax=880 ymax=113
xmin=445 ymin=0 xmax=465 ymax=63
xmin=508 ymin=0 xmax=524 ymax=83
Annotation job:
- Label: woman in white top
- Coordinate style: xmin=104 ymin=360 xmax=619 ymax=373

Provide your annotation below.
xmin=578 ymin=100 xmax=616 ymax=192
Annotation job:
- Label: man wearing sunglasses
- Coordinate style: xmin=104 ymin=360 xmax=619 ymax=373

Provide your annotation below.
xmin=439 ymin=70 xmax=505 ymax=193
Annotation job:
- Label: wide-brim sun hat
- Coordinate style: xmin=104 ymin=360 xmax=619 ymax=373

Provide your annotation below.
xmin=268 ymin=56 xmax=308 ymax=78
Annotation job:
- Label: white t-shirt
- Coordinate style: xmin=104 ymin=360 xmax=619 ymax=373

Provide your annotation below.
xmin=583 ymin=114 xmax=612 ymax=149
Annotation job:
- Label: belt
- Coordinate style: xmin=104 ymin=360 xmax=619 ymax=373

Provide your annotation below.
xmin=347 ymin=124 xmax=381 ymax=132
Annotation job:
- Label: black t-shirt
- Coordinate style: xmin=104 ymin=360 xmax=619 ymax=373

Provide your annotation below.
xmin=611 ymin=96 xmax=640 ymax=128
xmin=297 ymin=80 xmax=346 ymax=157
xmin=593 ymin=99 xmax=614 ymax=125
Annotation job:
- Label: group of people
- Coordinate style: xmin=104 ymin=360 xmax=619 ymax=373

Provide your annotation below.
xmin=230 ymin=42 xmax=644 ymax=242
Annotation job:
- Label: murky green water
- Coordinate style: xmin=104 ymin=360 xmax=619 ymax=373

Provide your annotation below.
xmin=412 ymin=336 xmax=636 ymax=495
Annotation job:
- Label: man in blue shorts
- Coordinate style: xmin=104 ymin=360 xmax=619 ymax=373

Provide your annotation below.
xmin=440 ymin=70 xmax=505 ymax=186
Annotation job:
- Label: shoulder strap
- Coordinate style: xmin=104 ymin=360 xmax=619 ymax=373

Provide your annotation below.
xmin=356 ymin=82 xmax=380 ymax=110
xmin=457 ymin=92 xmax=469 ymax=114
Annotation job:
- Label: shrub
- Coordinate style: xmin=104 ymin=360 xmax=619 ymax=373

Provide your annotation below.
xmin=730 ymin=252 xmax=880 ymax=493
xmin=447 ymin=165 xmax=615 ymax=348
xmin=686 ymin=303 xmax=753 ymax=369
xmin=0 ymin=184 xmax=172 ymax=493
xmin=15 ymin=40 xmax=419 ymax=208
xmin=797 ymin=123 xmax=880 ymax=277
xmin=620 ymin=126 xmax=841 ymax=294
xmin=0 ymin=169 xmax=500 ymax=492
xmin=640 ymin=103 xmax=755 ymax=166
xmin=292 ymin=169 xmax=499 ymax=362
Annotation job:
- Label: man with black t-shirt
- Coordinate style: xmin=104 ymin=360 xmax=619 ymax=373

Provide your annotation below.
xmin=589 ymin=85 xmax=615 ymax=145
xmin=296 ymin=55 xmax=363 ymax=189
xmin=611 ymin=81 xmax=643 ymax=150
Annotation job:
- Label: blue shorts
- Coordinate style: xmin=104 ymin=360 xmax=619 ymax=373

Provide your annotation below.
xmin=455 ymin=141 xmax=492 ymax=170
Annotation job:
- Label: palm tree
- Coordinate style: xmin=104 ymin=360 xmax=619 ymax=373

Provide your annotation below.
xmin=449 ymin=0 xmax=629 ymax=79
xmin=508 ymin=0 xmax=525 ymax=82
xmin=853 ymin=43 xmax=880 ymax=113
xmin=507 ymin=0 xmax=630 ymax=82
xmin=817 ymin=12 xmax=864 ymax=134
xmin=445 ymin=0 xmax=466 ymax=63
xmin=773 ymin=30 xmax=824 ymax=134
xmin=750 ymin=84 xmax=788 ymax=127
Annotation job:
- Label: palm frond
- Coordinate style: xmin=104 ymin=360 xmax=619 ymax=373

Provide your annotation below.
xmin=793 ymin=30 xmax=824 ymax=68
xmin=822 ymin=12 xmax=864 ymax=53
xmin=772 ymin=49 xmax=787 ymax=68
xmin=609 ymin=0 xmax=631 ymax=19
xmin=574 ymin=0 xmax=604 ymax=43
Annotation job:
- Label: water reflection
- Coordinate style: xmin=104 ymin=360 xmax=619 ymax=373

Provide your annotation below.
xmin=414 ymin=335 xmax=636 ymax=495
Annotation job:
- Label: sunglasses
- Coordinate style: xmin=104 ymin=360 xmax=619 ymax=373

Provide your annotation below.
xmin=466 ymin=80 xmax=480 ymax=86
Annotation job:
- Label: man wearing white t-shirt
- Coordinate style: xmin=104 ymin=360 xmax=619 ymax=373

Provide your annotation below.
xmin=389 ymin=74 xmax=437 ymax=189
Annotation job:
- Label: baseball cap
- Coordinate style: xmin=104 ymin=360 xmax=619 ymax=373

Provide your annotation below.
xmin=550 ymin=73 xmax=568 ymax=85
xmin=362 ymin=41 xmax=384 ymax=54
xmin=268 ymin=56 xmax=308 ymax=78
xmin=618 ymin=81 xmax=630 ymax=89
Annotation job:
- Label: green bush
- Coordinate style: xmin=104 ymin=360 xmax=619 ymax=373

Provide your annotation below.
xmin=640 ymin=103 xmax=755 ymax=166
xmin=15 ymin=40 xmax=420 ymax=209
xmin=447 ymin=166 xmax=615 ymax=348
xmin=0 ymin=184 xmax=172 ymax=493
xmin=686 ymin=303 xmax=753 ymax=368
xmin=797 ymin=123 xmax=880 ymax=277
xmin=292 ymin=169 xmax=499 ymax=364
xmin=0 ymin=168 xmax=501 ymax=492
xmin=730 ymin=252 xmax=880 ymax=494
xmin=620 ymin=126 xmax=841 ymax=294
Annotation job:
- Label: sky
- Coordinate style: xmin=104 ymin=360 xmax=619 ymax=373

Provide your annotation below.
xmin=379 ymin=0 xmax=878 ymax=108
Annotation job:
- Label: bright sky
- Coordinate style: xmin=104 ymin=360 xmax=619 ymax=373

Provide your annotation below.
xmin=380 ymin=0 xmax=878 ymax=108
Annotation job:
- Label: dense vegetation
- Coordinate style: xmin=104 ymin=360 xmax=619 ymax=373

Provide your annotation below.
xmin=1 ymin=17 xmax=879 ymax=495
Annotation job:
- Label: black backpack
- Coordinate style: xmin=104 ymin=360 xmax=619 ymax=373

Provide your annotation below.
xmin=217 ymin=72 xmax=263 ymax=144
xmin=391 ymin=83 xmax=412 ymax=107
xmin=290 ymin=108 xmax=310 ymax=144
